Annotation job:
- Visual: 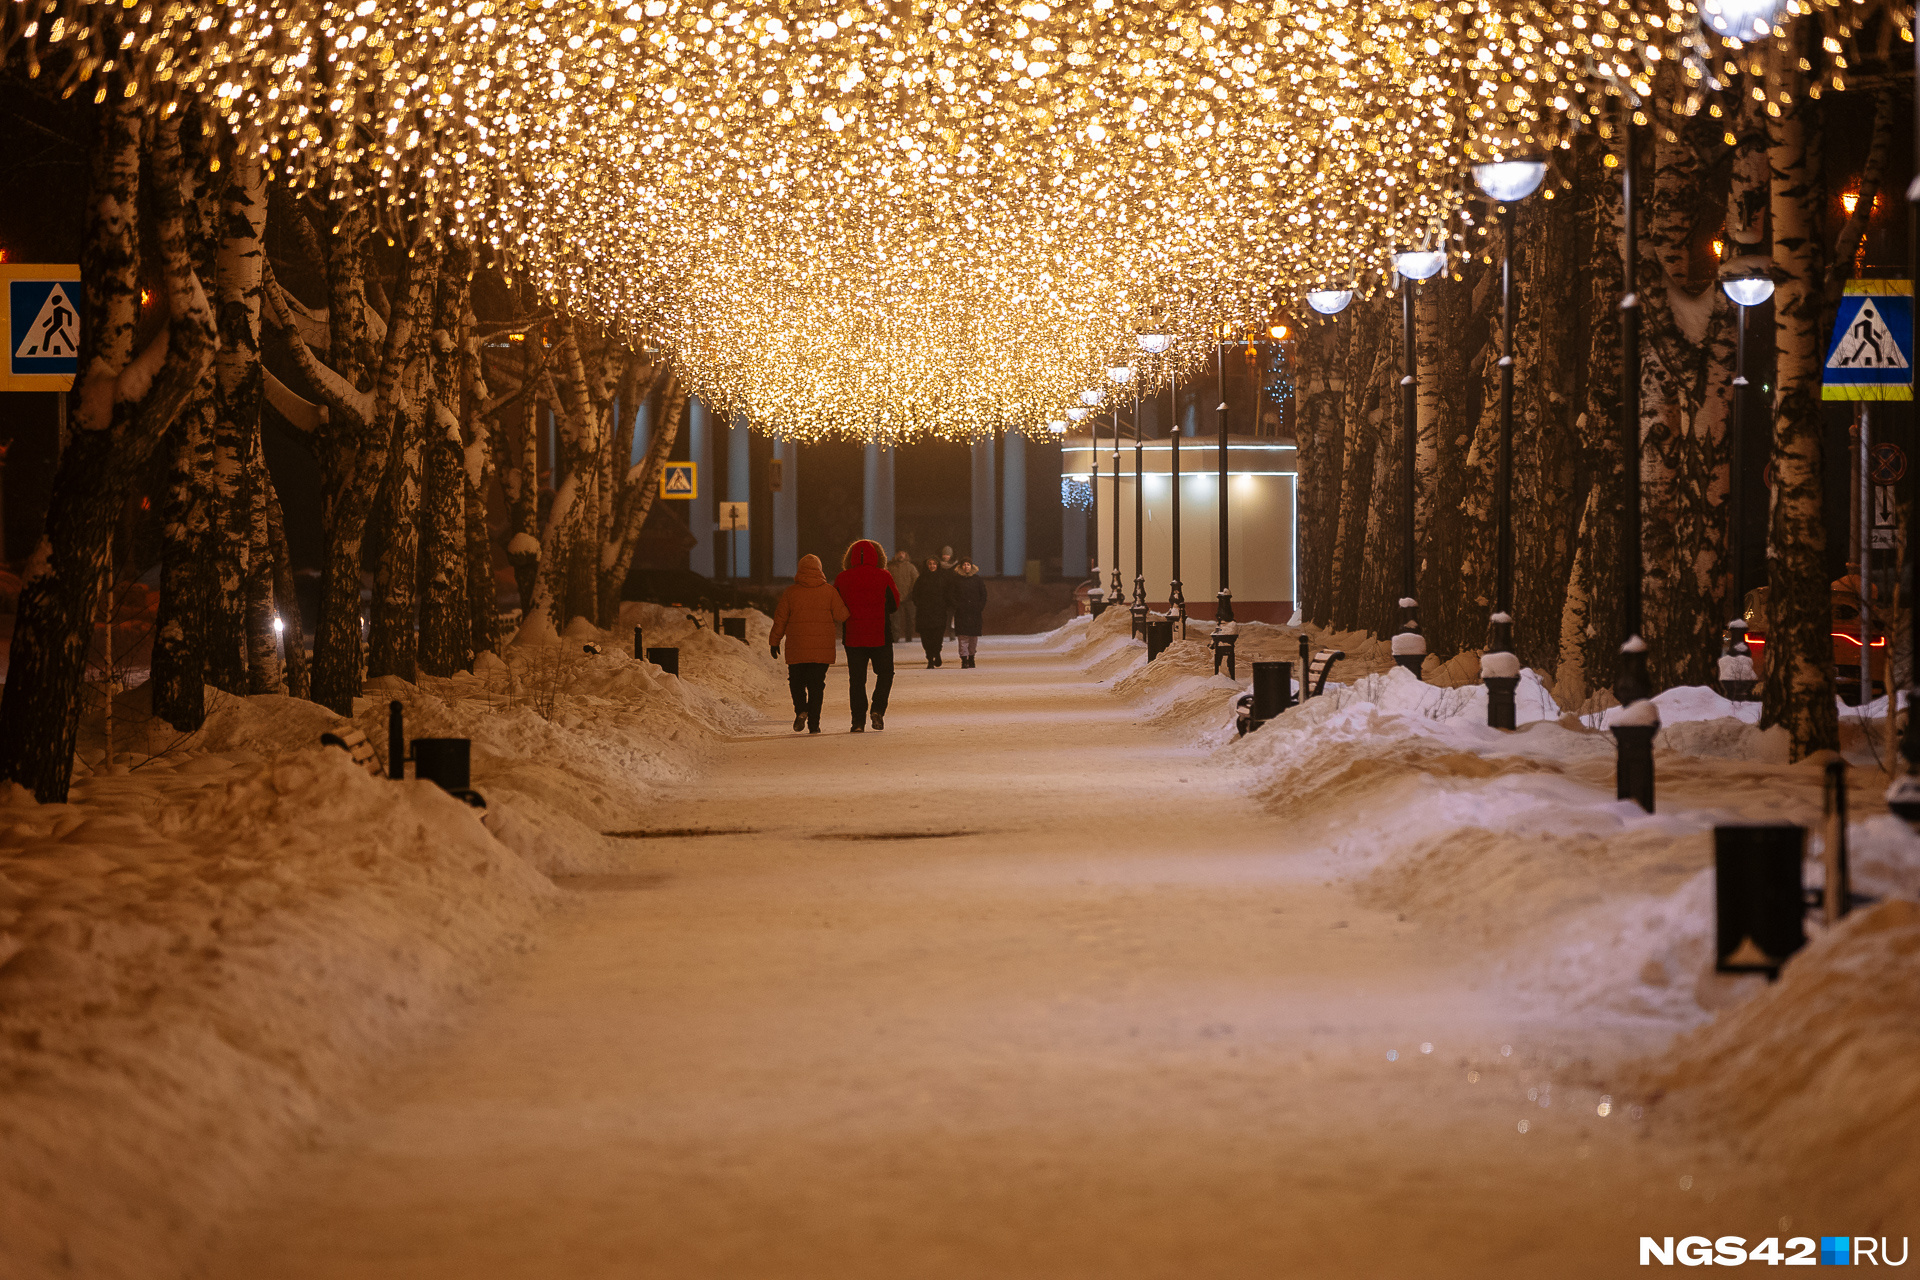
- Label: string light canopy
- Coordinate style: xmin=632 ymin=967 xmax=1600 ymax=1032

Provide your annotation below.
xmin=0 ymin=0 xmax=1893 ymax=443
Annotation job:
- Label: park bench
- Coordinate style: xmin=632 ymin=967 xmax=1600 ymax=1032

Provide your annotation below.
xmin=1297 ymin=635 xmax=1345 ymax=699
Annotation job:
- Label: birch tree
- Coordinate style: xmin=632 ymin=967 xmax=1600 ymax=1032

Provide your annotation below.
xmin=0 ymin=104 xmax=217 ymax=800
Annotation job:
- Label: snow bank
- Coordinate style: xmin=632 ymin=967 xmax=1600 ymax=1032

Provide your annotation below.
xmin=1628 ymin=897 xmax=1920 ymax=1225
xmin=0 ymin=605 xmax=784 ymax=1280
xmin=1068 ymin=618 xmax=1920 ymax=1190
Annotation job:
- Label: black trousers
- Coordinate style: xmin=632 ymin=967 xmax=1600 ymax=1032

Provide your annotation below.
xmin=787 ymin=662 xmax=828 ymax=728
xmin=920 ymin=629 xmax=944 ymax=662
xmin=845 ymin=645 xmax=894 ymax=724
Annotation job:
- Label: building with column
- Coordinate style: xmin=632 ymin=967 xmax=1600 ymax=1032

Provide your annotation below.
xmin=1065 ymin=433 xmax=1297 ymax=622
xmin=862 ymin=440 xmax=895 ymax=554
xmin=686 ymin=398 xmax=715 ymax=577
xmin=970 ymin=435 xmax=996 ymax=574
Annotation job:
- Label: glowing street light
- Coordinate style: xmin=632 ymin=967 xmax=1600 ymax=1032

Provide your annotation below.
xmin=1472 ymin=155 xmax=1550 ymax=729
xmin=1305 ymin=289 xmax=1354 ymax=316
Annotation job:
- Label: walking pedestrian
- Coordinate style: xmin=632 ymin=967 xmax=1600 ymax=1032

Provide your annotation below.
xmin=769 ymin=553 xmax=848 ymax=735
xmin=836 ymin=539 xmax=901 ymax=732
xmin=912 ymin=555 xmax=950 ymax=667
xmin=889 ymin=550 xmax=920 ymax=643
xmin=951 ymin=558 xmax=989 ymax=668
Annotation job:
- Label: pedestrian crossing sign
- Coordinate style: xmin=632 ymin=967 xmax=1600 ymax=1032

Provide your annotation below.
xmin=661 ymin=461 xmax=697 ymax=499
xmin=3 ymin=265 xmax=82 ymax=391
xmin=1823 ymin=279 xmax=1912 ymax=401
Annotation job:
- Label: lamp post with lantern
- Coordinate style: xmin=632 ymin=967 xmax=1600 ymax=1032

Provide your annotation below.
xmin=1137 ymin=321 xmax=1182 ymax=637
xmin=1718 ymin=264 xmax=1775 ymax=698
xmin=1390 ymin=249 xmax=1446 ymax=678
xmin=1106 ymin=363 xmax=1134 ymax=611
xmin=1470 ymin=155 xmax=1550 ymax=728
xmin=1066 ymin=402 xmax=1097 ymax=603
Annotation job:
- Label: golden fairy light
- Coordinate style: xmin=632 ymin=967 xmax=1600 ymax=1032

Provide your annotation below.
xmin=0 ymin=0 xmax=1894 ymax=441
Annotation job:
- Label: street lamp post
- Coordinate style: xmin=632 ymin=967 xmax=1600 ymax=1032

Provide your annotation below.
xmin=1719 ymin=265 xmax=1775 ymax=700
xmin=1078 ymin=402 xmax=1099 ymax=605
xmin=1107 ymin=363 xmax=1133 ymax=610
xmin=1215 ymin=331 xmax=1234 ymax=629
xmin=1131 ymin=369 xmax=1147 ymax=641
xmin=1471 ymin=157 xmax=1549 ymax=729
xmin=1613 ymin=109 xmax=1657 ymax=813
xmin=1391 ymin=248 xmax=1445 ymax=679
xmin=1138 ymin=324 xmax=1181 ymax=637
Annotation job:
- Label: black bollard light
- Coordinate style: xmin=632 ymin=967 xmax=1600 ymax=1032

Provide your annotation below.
xmin=387 ymin=699 xmax=405 ymax=780
xmin=646 ymin=646 xmax=680 ymax=675
xmin=413 ymin=737 xmax=486 ymax=808
xmin=1823 ymin=757 xmax=1853 ymax=927
xmin=1719 ymin=619 xmax=1758 ymax=702
xmin=1713 ymin=823 xmax=1807 ymax=979
xmin=1146 ymin=617 xmax=1174 ymax=661
xmin=1251 ymin=661 xmax=1293 ymax=726
xmin=633 ymin=625 xmax=644 ymax=659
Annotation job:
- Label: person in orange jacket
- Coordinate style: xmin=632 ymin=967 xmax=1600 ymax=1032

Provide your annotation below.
xmin=769 ymin=553 xmax=849 ymax=734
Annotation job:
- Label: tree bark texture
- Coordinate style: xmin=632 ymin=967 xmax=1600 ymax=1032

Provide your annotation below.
xmin=1761 ymin=98 xmax=1840 ymax=758
xmin=0 ymin=105 xmax=217 ymax=800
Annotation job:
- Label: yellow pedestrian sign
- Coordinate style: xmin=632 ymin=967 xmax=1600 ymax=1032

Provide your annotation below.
xmin=3 ymin=264 xmax=82 ymax=391
xmin=661 ymin=461 xmax=697 ymax=499
xmin=1824 ymin=279 xmax=1913 ymax=401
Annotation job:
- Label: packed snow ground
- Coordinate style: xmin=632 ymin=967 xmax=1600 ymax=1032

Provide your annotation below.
xmin=0 ymin=603 xmax=785 ymax=1280
xmin=5 ymin=604 xmax=1915 ymax=1279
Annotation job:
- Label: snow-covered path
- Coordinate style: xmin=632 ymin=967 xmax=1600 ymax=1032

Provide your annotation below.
xmin=201 ymin=635 xmax=1783 ymax=1278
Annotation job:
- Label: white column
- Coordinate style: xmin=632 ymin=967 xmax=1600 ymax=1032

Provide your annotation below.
xmin=1002 ymin=431 xmax=1026 ymax=577
xmin=726 ymin=412 xmax=751 ymax=578
xmin=862 ymin=439 xmax=896 ymax=554
xmin=772 ymin=436 xmax=799 ymax=578
xmin=970 ymin=435 xmax=997 ymax=575
xmin=687 ymin=398 xmax=714 ymax=577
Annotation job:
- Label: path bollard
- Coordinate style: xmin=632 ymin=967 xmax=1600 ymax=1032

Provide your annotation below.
xmin=1248 ymin=661 xmax=1293 ymax=732
xmin=387 ymin=700 xmax=405 ymax=780
xmin=646 ymin=646 xmax=680 ymax=676
xmin=632 ymin=625 xmax=644 ymax=660
xmin=412 ymin=737 xmax=486 ymax=808
xmin=1823 ymin=757 xmax=1852 ymax=927
xmin=1145 ymin=617 xmax=1174 ymax=661
xmin=1713 ymin=823 xmax=1807 ymax=979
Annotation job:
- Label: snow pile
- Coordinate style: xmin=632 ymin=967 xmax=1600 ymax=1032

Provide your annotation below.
xmin=1629 ymin=896 xmax=1920 ymax=1223
xmin=0 ymin=605 xmax=785 ymax=1280
xmin=0 ymin=754 xmax=554 ymax=1280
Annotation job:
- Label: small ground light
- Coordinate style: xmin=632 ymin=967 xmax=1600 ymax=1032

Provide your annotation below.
xmin=272 ymin=617 xmax=284 ymax=634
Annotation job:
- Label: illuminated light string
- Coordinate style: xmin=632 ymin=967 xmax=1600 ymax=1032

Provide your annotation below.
xmin=0 ymin=0 xmax=1892 ymax=442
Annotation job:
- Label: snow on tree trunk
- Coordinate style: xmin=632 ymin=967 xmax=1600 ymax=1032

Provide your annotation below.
xmin=208 ymin=150 xmax=269 ymax=696
xmin=1761 ymin=97 xmax=1840 ymax=759
xmin=1328 ymin=298 xmax=1386 ymax=631
xmin=1556 ymin=139 xmax=1629 ymax=707
xmin=1411 ymin=259 xmax=1487 ymax=659
xmin=368 ymin=358 xmax=426 ymax=680
xmin=419 ymin=246 xmax=476 ymax=677
xmin=1294 ymin=316 xmax=1345 ymax=628
xmin=151 ymin=383 xmax=218 ymax=730
xmin=0 ymin=105 xmax=217 ymax=801
xmin=150 ymin=114 xmax=225 ymax=730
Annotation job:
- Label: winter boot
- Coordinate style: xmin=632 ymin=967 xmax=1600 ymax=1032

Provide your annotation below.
xmin=793 ymin=712 xmax=807 ymax=732
xmin=871 ymin=712 xmax=885 ymax=731
xmin=850 ymin=721 xmax=866 ymax=733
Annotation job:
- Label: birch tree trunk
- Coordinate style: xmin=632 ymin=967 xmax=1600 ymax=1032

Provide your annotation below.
xmin=0 ymin=104 xmax=217 ymax=800
xmin=368 ymin=355 xmax=426 ymax=680
xmin=1294 ymin=316 xmax=1346 ymax=627
xmin=1761 ymin=98 xmax=1840 ymax=758
xmin=208 ymin=151 xmax=269 ymax=695
xmin=1329 ymin=298 xmax=1386 ymax=630
xmin=601 ymin=376 xmax=687 ymax=610
xmin=1556 ymin=138 xmax=1629 ymax=706
xmin=420 ymin=246 xmax=476 ymax=675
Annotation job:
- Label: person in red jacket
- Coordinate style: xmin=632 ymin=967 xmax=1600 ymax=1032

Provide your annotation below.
xmin=835 ymin=538 xmax=901 ymax=732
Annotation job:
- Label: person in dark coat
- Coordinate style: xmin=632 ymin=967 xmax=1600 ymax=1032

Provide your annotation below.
xmin=950 ymin=558 xmax=989 ymax=668
xmin=835 ymin=539 xmax=900 ymax=732
xmin=911 ymin=555 xmax=950 ymax=667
